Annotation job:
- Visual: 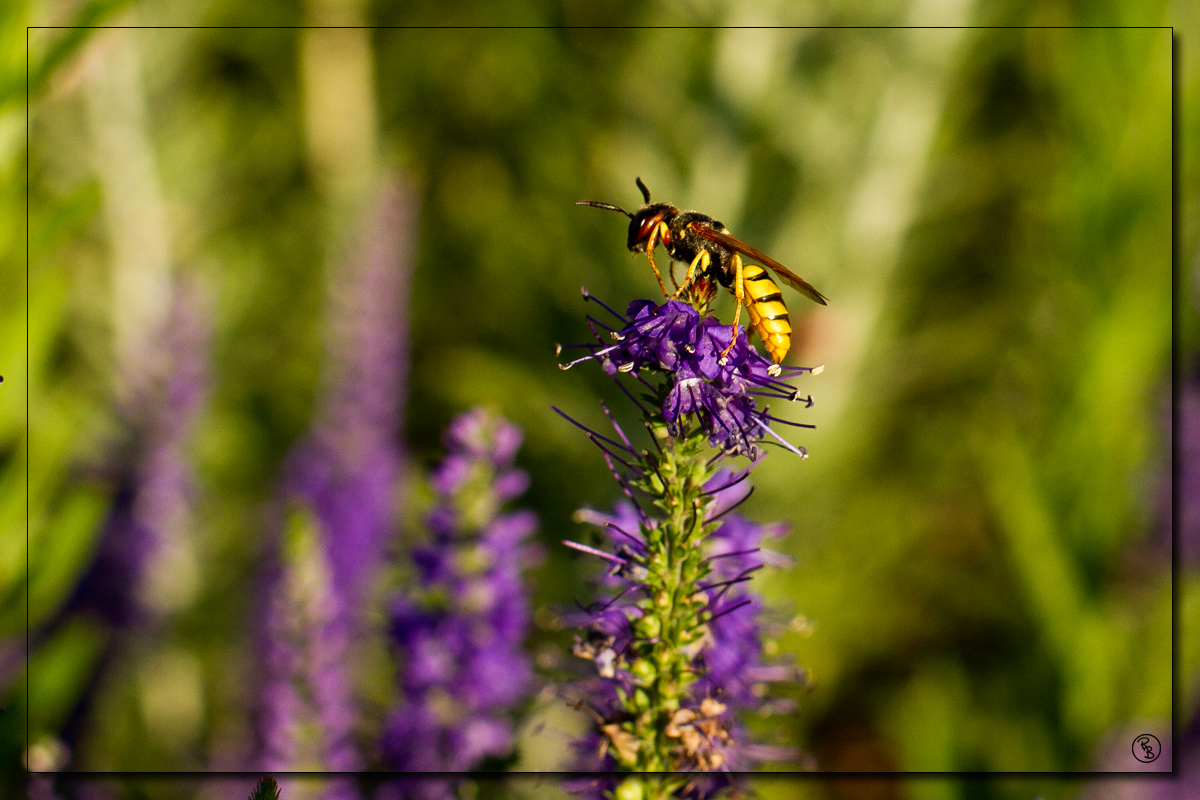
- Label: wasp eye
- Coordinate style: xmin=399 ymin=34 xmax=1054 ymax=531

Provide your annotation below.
xmin=627 ymin=213 xmax=663 ymax=251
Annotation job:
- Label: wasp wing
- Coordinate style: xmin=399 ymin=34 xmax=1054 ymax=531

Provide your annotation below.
xmin=693 ymin=225 xmax=829 ymax=306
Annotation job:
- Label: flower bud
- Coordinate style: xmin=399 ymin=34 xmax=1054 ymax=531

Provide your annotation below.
xmin=615 ymin=778 xmax=644 ymax=800
xmin=630 ymin=658 xmax=657 ymax=685
xmin=636 ymin=614 xmax=661 ymax=639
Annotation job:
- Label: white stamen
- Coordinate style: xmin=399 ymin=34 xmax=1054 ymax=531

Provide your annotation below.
xmin=618 ymin=363 xmax=635 ymax=373
xmin=811 ymin=364 xmax=825 ymax=375
xmin=596 ymin=648 xmax=616 ymax=678
xmin=562 ymin=539 xmax=626 ymax=563
xmin=555 ymin=343 xmax=563 ymax=356
xmin=767 ymin=364 xmax=782 ymax=377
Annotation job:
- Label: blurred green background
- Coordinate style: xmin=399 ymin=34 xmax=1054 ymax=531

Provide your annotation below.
xmin=1 ymin=0 xmax=1192 ymax=798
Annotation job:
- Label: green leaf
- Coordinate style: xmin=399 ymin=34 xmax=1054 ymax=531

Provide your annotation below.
xmin=28 ymin=618 xmax=107 ymax=735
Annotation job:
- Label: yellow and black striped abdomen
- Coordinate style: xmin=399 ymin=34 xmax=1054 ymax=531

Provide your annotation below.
xmin=743 ymin=263 xmax=792 ymax=364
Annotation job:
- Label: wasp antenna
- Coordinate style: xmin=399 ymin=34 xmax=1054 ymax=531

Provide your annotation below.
xmin=575 ymin=200 xmax=634 ymax=219
xmin=635 ymin=177 xmax=651 ymax=204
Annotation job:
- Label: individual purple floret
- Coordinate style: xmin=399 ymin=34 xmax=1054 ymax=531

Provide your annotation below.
xmin=382 ymin=408 xmax=542 ymax=772
xmin=698 ymin=511 xmax=795 ymax=707
xmin=559 ymin=294 xmax=818 ymax=460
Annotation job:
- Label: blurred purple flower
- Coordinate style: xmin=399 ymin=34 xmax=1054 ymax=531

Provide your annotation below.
xmin=287 ymin=173 xmax=418 ymax=618
xmin=70 ymin=275 xmax=212 ymax=626
xmin=559 ymin=295 xmax=818 ymax=460
xmin=256 ymin=537 xmax=304 ymax=772
xmin=256 ymin=175 xmax=417 ymax=783
xmin=256 ymin=505 xmax=358 ymax=775
xmin=382 ymin=408 xmax=542 ymax=772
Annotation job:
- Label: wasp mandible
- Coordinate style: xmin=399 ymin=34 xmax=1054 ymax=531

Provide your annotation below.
xmin=576 ymin=178 xmax=827 ymax=366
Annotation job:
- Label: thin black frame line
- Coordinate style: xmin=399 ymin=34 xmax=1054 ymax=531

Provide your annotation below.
xmin=18 ymin=23 xmax=1176 ymax=782
xmin=32 ymin=769 xmax=1181 ymax=778
xmin=24 ymin=25 xmax=1175 ymax=30
xmin=24 ymin=21 xmax=31 ymax=773
xmin=1170 ymin=32 xmax=1181 ymax=760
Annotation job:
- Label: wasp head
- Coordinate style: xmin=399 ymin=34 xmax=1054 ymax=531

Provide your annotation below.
xmin=576 ymin=177 xmax=677 ymax=254
xmin=625 ymin=203 xmax=677 ymax=253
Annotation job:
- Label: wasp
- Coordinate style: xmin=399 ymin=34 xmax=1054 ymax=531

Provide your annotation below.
xmin=577 ymin=178 xmax=827 ymax=367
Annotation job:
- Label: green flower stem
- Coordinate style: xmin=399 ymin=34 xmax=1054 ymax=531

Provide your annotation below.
xmin=607 ymin=417 xmax=723 ymax=797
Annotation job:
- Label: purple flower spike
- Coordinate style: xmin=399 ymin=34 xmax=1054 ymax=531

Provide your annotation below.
xmin=288 ymin=174 xmax=418 ymax=621
xmin=255 ymin=506 xmax=360 ymax=777
xmin=559 ymin=297 xmax=819 ymax=459
xmin=383 ymin=408 xmax=542 ymax=772
xmin=558 ymin=287 xmax=816 ymax=789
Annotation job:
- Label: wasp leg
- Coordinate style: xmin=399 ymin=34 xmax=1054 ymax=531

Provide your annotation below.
xmin=644 ymin=222 xmax=670 ymax=297
xmin=719 ymin=254 xmax=745 ymax=365
xmin=671 ymin=249 xmax=708 ymax=301
xmin=662 ymin=221 xmax=681 ymax=290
